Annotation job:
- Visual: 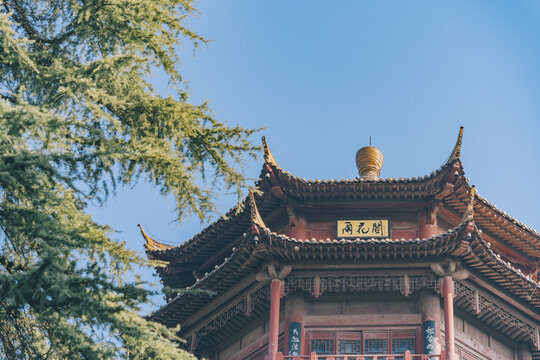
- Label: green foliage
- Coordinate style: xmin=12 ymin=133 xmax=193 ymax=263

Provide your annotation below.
xmin=0 ymin=0 xmax=258 ymax=358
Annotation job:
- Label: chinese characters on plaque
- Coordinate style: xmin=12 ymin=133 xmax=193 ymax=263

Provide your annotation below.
xmin=423 ymin=320 xmax=437 ymax=355
xmin=288 ymin=322 xmax=302 ymax=356
xmin=336 ymin=219 xmax=389 ymax=238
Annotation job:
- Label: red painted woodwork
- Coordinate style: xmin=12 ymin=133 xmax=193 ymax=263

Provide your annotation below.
xmin=283 ymin=296 xmax=306 ymax=356
xmin=269 ymin=278 xmax=281 ymax=360
xmin=145 ymin=134 xmax=540 ymax=359
xmin=442 ymin=276 xmax=455 ymax=360
xmin=420 ymin=290 xmax=441 ymax=354
xmin=418 ymin=208 xmax=438 ymax=240
xmin=280 ymin=350 xmax=442 ymax=359
xmin=304 ymin=314 xmax=421 ymax=327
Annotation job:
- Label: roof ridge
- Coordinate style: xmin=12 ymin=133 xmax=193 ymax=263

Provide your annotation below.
xmin=267 ymin=161 xmax=453 ymax=185
xmin=145 ymin=130 xmax=468 ymax=256
xmin=262 ymin=128 xmax=465 ymax=185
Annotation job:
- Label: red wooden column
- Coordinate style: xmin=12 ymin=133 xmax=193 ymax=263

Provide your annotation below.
xmin=268 ymin=278 xmax=281 ymax=360
xmin=283 ymin=295 xmax=306 ymax=356
xmin=258 ymin=263 xmax=291 ymax=360
xmin=442 ymin=275 xmax=455 ymax=360
xmin=420 ymin=289 xmax=441 ymax=355
xmin=432 ymin=259 xmax=468 ymax=360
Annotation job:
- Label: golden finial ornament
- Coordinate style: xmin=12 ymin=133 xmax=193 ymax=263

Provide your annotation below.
xmin=356 ymin=141 xmax=384 ymax=179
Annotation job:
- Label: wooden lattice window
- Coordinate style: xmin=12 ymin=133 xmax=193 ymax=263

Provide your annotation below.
xmin=390 ymin=331 xmax=415 ymax=360
xmin=311 ymin=339 xmax=334 ymax=355
xmin=309 ymin=331 xmax=335 ymax=359
xmin=337 ymin=332 xmax=363 ymax=360
xmin=364 ymin=331 xmax=388 ymax=359
xmin=308 ymin=330 xmax=414 ymax=358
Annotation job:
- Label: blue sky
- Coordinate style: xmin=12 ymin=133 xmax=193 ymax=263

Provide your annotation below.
xmin=89 ymin=1 xmax=540 ymax=310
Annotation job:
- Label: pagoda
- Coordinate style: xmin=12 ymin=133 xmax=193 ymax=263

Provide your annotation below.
xmin=140 ymin=127 xmax=540 ymax=360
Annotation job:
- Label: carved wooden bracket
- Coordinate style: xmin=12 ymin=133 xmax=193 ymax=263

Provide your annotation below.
xmin=431 ymin=259 xmax=469 ymax=280
xmin=256 ymin=262 xmax=292 ymax=282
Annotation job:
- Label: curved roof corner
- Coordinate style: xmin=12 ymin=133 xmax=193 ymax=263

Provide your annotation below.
xmin=262 ymin=136 xmax=279 ymax=168
xmin=249 ymin=190 xmax=267 ymax=229
xmin=138 ymin=224 xmax=173 ymax=252
xmin=445 ymin=126 xmax=464 ymax=166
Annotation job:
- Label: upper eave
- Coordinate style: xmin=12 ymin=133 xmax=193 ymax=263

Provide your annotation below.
xmin=259 ymin=127 xmax=462 ymax=200
xmin=260 ymin=127 xmax=540 ymax=259
xmin=262 ymin=159 xmax=456 ymax=201
xmin=143 ymin=127 xmax=540 ymax=267
xmin=144 ymin=136 xmax=461 ymax=263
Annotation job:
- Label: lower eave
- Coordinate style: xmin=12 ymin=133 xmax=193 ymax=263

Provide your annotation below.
xmin=148 ymin=222 xmax=540 ymax=328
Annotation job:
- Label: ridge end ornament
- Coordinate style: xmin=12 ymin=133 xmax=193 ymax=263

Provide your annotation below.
xmin=446 ymin=126 xmax=464 ymax=165
xmin=262 ymin=136 xmax=279 ymax=167
xmin=461 ymin=185 xmax=476 ymax=224
xmin=138 ymin=224 xmax=173 ymax=251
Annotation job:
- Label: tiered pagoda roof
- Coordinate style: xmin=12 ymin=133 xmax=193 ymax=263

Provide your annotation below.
xmin=148 ymin=194 xmax=540 ymax=327
xmin=141 ymin=127 xmax=540 ymax=340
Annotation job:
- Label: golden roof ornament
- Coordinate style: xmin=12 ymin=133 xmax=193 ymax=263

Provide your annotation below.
xmin=461 ymin=185 xmax=476 ymax=223
xmin=446 ymin=126 xmax=464 ymax=165
xmin=248 ymin=191 xmax=267 ymax=229
xmin=262 ymin=136 xmax=278 ymax=167
xmin=356 ymin=138 xmax=383 ymax=180
xmin=138 ymin=224 xmax=173 ymax=251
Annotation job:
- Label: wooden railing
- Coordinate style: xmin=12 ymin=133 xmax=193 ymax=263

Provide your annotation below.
xmin=275 ymin=351 xmax=446 ymax=360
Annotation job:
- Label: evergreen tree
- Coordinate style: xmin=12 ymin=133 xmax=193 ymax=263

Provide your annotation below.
xmin=0 ymin=1 xmax=258 ymax=358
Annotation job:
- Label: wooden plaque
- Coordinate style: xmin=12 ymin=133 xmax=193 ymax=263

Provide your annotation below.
xmin=336 ymin=219 xmax=389 ymax=238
